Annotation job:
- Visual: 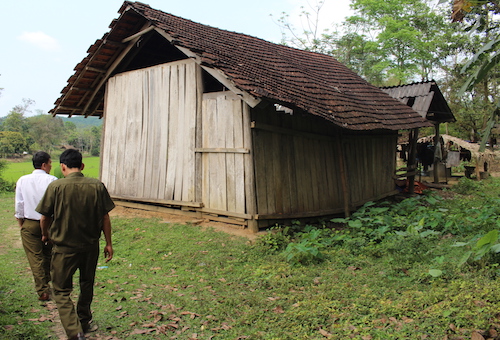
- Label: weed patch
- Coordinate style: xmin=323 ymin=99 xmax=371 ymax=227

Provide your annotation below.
xmin=3 ymin=177 xmax=500 ymax=338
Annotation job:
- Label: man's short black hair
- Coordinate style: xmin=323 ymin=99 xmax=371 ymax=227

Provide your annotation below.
xmin=60 ymin=149 xmax=82 ymax=169
xmin=32 ymin=151 xmax=51 ymax=169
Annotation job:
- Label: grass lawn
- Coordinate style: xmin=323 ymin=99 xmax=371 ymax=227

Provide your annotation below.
xmin=2 ymin=178 xmax=500 ymax=339
xmin=3 ymin=156 xmax=100 ymax=183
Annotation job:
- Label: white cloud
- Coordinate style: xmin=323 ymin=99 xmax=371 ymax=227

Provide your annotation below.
xmin=18 ymin=31 xmax=61 ymax=51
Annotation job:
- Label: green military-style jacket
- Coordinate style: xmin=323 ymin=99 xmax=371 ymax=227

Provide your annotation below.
xmin=36 ymin=172 xmax=115 ymax=253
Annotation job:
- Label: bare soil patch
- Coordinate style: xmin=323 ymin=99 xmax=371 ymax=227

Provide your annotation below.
xmin=109 ymin=204 xmax=264 ymax=241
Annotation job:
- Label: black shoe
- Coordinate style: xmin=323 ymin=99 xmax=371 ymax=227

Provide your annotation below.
xmin=82 ymin=319 xmax=98 ymax=334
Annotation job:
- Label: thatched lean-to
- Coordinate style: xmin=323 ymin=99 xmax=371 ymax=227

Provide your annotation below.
xmin=50 ymin=1 xmax=429 ymax=231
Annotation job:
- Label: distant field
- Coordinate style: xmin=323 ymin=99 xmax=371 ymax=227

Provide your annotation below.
xmin=3 ymin=156 xmax=100 ymax=183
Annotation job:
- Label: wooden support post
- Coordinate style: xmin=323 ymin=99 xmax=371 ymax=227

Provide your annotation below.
xmin=407 ymin=128 xmax=419 ymax=194
xmin=433 ymin=123 xmax=441 ymax=184
xmin=336 ymin=135 xmax=350 ymax=217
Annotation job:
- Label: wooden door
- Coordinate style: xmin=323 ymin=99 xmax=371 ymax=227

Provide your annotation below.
xmin=198 ymin=92 xmax=250 ymax=215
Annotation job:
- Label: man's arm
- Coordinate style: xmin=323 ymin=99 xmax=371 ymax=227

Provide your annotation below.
xmin=102 ymin=213 xmax=113 ymax=262
xmin=40 ymin=215 xmax=53 ymax=244
xmin=14 ymin=179 xmax=24 ymax=227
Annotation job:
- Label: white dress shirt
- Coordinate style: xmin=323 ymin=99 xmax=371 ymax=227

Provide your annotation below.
xmin=15 ymin=169 xmax=57 ymax=220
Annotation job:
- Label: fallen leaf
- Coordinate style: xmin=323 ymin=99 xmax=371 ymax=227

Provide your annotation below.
xmin=471 ymin=331 xmax=485 ymax=340
xmin=142 ymin=322 xmax=157 ymax=328
xmin=272 ymin=306 xmax=285 ymax=314
xmin=130 ymin=328 xmax=153 ymax=334
xmin=319 ymin=328 xmax=332 ymax=338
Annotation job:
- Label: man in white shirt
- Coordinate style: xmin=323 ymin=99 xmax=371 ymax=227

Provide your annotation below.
xmin=15 ymin=151 xmax=57 ymax=301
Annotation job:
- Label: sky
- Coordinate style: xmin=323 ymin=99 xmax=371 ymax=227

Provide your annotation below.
xmin=0 ymin=0 xmax=353 ymax=118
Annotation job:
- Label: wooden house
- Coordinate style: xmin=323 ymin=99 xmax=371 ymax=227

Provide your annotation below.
xmin=50 ymin=1 xmax=429 ymax=231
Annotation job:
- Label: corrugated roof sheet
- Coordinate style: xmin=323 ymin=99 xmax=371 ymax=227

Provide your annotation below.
xmin=381 ymin=81 xmax=455 ymax=123
xmin=50 ymin=1 xmax=430 ymax=131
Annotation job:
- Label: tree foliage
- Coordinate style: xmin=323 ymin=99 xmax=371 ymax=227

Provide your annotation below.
xmin=276 ymin=0 xmax=500 ymax=140
xmin=0 ymin=99 xmax=102 ymax=157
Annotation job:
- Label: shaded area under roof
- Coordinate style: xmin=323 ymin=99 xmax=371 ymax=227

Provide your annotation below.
xmin=50 ymin=1 xmax=430 ymax=131
xmin=381 ymin=81 xmax=455 ymax=123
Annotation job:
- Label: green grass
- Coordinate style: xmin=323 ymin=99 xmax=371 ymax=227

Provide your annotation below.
xmin=3 ymin=156 xmax=100 ymax=183
xmin=3 ymin=179 xmax=500 ymax=338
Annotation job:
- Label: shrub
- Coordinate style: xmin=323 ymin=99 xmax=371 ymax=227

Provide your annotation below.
xmin=0 ymin=160 xmax=15 ymax=192
xmin=452 ymin=177 xmax=482 ymax=195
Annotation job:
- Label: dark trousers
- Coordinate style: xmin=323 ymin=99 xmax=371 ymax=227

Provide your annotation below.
xmin=20 ymin=219 xmax=52 ymax=297
xmin=51 ymin=244 xmax=99 ymax=338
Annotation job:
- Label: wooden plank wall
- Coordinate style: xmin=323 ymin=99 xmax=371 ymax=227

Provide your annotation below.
xmin=252 ymin=105 xmax=398 ymax=218
xmin=102 ymin=60 xmax=198 ymax=203
xmin=199 ymin=92 xmax=251 ymax=215
xmin=343 ymin=134 xmax=397 ymax=206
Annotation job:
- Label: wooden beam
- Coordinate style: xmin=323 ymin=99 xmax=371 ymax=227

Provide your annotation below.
xmin=256 ymin=207 xmax=345 ymax=220
xmin=200 ymin=213 xmax=248 ymax=226
xmin=112 ymin=196 xmax=204 ymax=208
xmin=200 ymin=66 xmax=261 ymax=108
xmin=57 ymin=106 xmax=81 ymax=111
xmin=115 ymin=200 xmax=203 ymax=219
xmin=194 ymin=148 xmax=250 ymax=154
xmin=199 ymin=207 xmax=252 ymax=220
xmin=154 ymin=27 xmax=261 ymax=109
xmin=252 ymin=121 xmax=336 ymax=142
xmin=81 ymin=23 xmax=153 ymax=117
xmin=70 ymin=86 xmax=93 ymax=92
xmin=122 ymin=25 xmax=155 ymax=43
xmin=85 ymin=66 xmax=106 ymax=73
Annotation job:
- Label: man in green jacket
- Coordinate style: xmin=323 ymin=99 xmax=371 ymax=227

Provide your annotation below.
xmin=37 ymin=149 xmax=115 ymax=340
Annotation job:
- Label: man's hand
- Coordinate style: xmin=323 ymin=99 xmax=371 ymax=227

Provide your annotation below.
xmin=104 ymin=245 xmax=113 ymax=262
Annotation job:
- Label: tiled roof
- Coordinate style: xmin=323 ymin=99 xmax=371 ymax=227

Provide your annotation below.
xmin=50 ymin=1 xmax=430 ymax=131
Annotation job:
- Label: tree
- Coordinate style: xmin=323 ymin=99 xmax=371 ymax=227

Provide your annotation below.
xmin=277 ymin=0 xmax=462 ymax=86
xmin=27 ymin=114 xmax=64 ymax=152
xmin=445 ymin=0 xmax=500 ymax=149
xmin=0 ymin=131 xmax=26 ymax=157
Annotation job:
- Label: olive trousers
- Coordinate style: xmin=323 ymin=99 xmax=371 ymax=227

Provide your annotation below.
xmin=20 ymin=219 xmax=52 ymax=297
xmin=51 ymin=244 xmax=99 ymax=338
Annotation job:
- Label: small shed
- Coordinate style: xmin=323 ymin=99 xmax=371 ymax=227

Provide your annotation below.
xmin=381 ymin=81 xmax=455 ymax=183
xmin=50 ymin=1 xmax=429 ymax=231
xmin=380 ymin=80 xmax=455 ymax=124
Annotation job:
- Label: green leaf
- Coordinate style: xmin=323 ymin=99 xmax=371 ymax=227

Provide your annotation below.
xmin=428 ymin=269 xmax=442 ymax=277
xmin=348 ymin=220 xmax=363 ymax=228
xmin=475 ymin=230 xmax=498 ymax=249
xmin=458 ymin=250 xmax=473 ymax=267
xmin=451 ymin=242 xmax=469 ymax=247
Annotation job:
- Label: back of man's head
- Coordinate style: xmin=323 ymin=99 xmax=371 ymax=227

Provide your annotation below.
xmin=32 ymin=151 xmax=51 ymax=169
xmin=60 ymin=149 xmax=82 ymax=169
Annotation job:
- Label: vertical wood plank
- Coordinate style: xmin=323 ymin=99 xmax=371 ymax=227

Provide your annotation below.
xmin=233 ymin=100 xmax=246 ymax=213
xmin=157 ymin=65 xmax=170 ymax=199
xmin=165 ymin=64 xmax=179 ymax=200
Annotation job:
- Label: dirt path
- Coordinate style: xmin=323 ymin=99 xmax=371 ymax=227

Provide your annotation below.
xmin=8 ymin=206 xmax=260 ymax=340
